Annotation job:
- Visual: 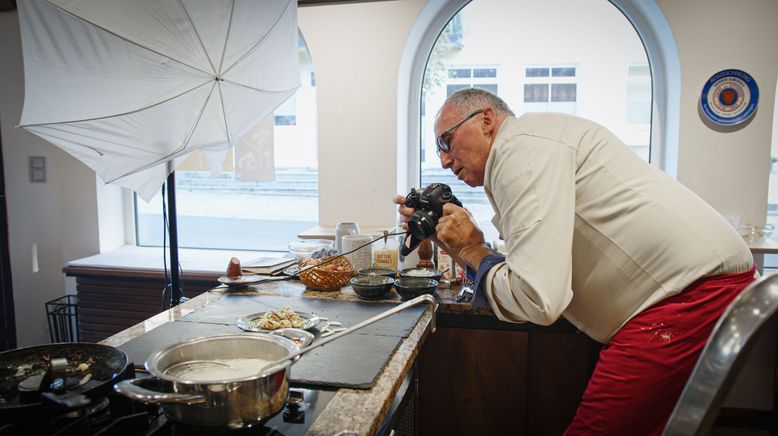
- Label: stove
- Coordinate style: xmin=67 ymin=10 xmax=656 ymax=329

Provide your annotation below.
xmin=0 ymin=365 xmax=335 ymax=436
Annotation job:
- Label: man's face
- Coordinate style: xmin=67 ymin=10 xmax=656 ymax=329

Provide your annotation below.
xmin=434 ymin=104 xmax=490 ymax=187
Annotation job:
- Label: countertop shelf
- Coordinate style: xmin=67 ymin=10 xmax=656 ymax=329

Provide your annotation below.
xmin=747 ymin=237 xmax=778 ymax=254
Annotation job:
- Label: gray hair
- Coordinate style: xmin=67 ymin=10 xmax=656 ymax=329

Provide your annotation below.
xmin=441 ymin=88 xmax=515 ymax=117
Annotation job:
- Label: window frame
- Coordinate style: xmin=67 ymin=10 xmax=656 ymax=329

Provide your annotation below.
xmin=399 ymin=0 xmax=681 ymax=194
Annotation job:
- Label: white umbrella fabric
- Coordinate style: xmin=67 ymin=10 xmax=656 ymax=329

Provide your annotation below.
xmin=17 ymin=0 xmax=300 ymax=201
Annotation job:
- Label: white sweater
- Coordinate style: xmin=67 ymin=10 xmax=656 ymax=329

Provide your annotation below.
xmin=481 ymin=113 xmax=753 ymax=343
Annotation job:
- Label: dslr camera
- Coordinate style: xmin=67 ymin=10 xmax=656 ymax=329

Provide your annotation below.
xmin=401 ymin=183 xmax=462 ymax=255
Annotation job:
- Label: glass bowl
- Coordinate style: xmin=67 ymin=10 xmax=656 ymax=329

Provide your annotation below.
xmin=737 ymin=224 xmax=775 ymax=242
xmin=288 ymin=239 xmax=334 ymax=261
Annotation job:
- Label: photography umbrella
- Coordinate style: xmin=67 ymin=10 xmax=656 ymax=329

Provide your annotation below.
xmin=17 ymin=0 xmax=300 ymax=304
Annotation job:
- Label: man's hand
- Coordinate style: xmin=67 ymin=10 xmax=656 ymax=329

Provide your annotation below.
xmin=393 ymin=194 xmax=414 ymax=231
xmin=435 ymin=203 xmax=491 ymax=270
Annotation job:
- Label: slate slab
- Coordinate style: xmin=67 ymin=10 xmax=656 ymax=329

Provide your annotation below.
xmin=245 ymin=295 xmax=424 ymax=338
xmin=117 ymin=293 xmax=424 ymax=389
xmin=118 ymin=321 xmax=243 ymax=367
xmin=177 ymin=296 xmax=267 ymax=325
xmin=178 ymin=295 xmax=424 ymax=338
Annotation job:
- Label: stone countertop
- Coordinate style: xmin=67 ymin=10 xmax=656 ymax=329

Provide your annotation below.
xmin=100 ymin=278 xmax=571 ymax=435
xmin=101 ymin=279 xmax=455 ymax=435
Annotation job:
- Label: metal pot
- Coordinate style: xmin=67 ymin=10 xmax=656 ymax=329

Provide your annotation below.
xmin=114 ymin=328 xmax=313 ymax=429
xmin=115 ymin=294 xmax=438 ymax=429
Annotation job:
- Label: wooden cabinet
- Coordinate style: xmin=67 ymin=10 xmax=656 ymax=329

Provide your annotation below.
xmin=417 ymin=325 xmax=598 ymax=435
xmin=64 ymin=267 xmax=218 ymax=342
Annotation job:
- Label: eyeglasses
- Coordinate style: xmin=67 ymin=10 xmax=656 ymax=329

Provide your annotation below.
xmin=436 ymin=109 xmax=484 ymax=156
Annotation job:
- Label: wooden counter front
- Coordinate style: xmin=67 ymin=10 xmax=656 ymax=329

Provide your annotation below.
xmin=63 ymin=266 xmax=219 ymax=342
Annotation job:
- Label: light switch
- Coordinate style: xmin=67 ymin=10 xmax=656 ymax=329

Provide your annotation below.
xmin=29 ymin=156 xmax=46 ymax=183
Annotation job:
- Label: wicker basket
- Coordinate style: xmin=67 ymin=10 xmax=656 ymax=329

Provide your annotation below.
xmin=299 ymin=255 xmax=355 ymax=291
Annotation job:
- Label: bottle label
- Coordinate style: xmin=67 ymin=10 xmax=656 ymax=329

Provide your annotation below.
xmin=436 ymin=246 xmax=465 ymax=282
xmin=374 ymin=245 xmax=399 ymax=271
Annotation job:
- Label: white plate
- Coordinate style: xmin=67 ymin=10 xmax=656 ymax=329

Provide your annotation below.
xmin=236 ymin=311 xmax=321 ymax=333
xmin=217 ymin=275 xmax=264 ymax=287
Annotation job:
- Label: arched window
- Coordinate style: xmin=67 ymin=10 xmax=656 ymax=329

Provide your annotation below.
xmin=411 ymin=0 xmax=671 ymax=244
xmin=135 ymin=32 xmax=318 ymax=251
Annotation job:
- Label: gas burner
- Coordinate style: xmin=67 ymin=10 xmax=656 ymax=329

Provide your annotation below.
xmin=1 ymin=378 xmax=334 ymax=436
xmin=166 ymin=420 xmax=286 ymax=436
xmin=59 ymin=397 xmax=110 ymax=419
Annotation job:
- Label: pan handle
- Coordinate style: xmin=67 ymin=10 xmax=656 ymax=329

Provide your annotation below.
xmin=114 ymin=378 xmax=206 ymax=405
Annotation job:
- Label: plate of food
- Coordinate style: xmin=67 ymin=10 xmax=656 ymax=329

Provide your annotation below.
xmin=236 ymin=306 xmax=321 ymax=332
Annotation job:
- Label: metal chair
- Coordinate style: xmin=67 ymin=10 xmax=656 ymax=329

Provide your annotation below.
xmin=662 ymin=271 xmax=778 ymax=435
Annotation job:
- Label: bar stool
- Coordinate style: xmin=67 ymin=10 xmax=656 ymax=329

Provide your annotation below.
xmin=662 ymin=271 xmax=778 ymax=435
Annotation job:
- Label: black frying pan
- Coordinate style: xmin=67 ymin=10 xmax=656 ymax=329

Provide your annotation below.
xmin=0 ymin=343 xmax=128 ymax=418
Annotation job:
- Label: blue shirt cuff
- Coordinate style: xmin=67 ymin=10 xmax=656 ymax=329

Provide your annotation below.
xmin=470 ymin=254 xmax=505 ymax=309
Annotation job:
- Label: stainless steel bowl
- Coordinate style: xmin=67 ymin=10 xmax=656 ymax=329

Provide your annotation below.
xmin=114 ymin=330 xmax=313 ymax=429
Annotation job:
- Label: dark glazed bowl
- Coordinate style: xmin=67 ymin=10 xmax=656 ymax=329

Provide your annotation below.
xmin=398 ymin=267 xmax=442 ymax=282
xmin=394 ymin=277 xmax=438 ymax=301
xmin=356 ymin=267 xmax=396 ymax=280
xmin=350 ymin=275 xmax=395 ymax=300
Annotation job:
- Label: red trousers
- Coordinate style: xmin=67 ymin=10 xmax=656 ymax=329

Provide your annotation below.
xmin=564 ymin=265 xmax=756 ymax=436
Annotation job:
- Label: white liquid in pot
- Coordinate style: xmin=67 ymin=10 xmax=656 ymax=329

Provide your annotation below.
xmin=164 ymin=358 xmax=273 ymax=382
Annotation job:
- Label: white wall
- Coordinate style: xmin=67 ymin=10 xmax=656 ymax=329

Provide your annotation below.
xmin=298 ymin=0 xmax=426 ymax=229
xmin=658 ymin=0 xmax=778 ymax=226
xmin=0 ymin=11 xmax=100 ymax=346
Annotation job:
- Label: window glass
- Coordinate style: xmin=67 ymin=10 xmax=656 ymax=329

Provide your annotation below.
xmin=524 ymin=84 xmax=548 ymax=102
xmin=552 ymin=67 xmax=576 ymax=77
xmin=444 ymin=65 xmax=499 ymax=97
xmin=626 ymin=63 xmax=652 ymax=126
xmin=764 ymin=78 xmax=778 ymax=267
xmin=551 ymin=83 xmax=577 ymax=102
xmin=526 ymin=67 xmax=549 ymax=77
xmin=474 ymin=68 xmax=497 ymax=78
xmin=449 ymin=68 xmax=472 ymax=78
xmin=420 ymin=0 xmax=651 ymax=245
xmin=135 ymin=32 xmax=317 ymax=252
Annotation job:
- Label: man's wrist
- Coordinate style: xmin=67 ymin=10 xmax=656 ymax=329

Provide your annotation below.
xmin=468 ymin=253 xmax=506 ymax=309
xmin=460 ymin=244 xmax=494 ymax=271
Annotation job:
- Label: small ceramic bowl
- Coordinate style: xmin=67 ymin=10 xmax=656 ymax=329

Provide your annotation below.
xmin=398 ymin=267 xmax=442 ymax=282
xmin=356 ymin=267 xmax=397 ymax=280
xmin=393 ymin=277 xmax=438 ymax=301
xmin=350 ymin=275 xmax=395 ymax=300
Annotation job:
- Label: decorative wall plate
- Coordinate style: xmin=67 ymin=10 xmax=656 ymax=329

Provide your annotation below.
xmin=700 ymin=69 xmax=759 ymax=126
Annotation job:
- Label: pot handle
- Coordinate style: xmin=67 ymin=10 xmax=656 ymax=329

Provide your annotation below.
xmin=114 ymin=378 xmax=206 ymax=405
xmin=272 ymin=328 xmax=315 ymax=349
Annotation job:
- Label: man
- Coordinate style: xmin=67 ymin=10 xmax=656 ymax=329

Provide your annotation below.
xmin=395 ymin=88 xmax=754 ymax=435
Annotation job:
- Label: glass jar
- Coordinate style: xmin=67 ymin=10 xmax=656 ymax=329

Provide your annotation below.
xmin=372 ymin=233 xmax=399 ymax=271
xmin=335 ymin=222 xmax=359 ymax=254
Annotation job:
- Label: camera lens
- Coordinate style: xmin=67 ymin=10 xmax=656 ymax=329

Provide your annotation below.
xmin=408 ymin=211 xmax=437 ymax=240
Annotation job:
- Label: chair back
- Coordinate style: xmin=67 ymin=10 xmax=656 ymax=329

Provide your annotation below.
xmin=662 ymin=270 xmax=778 ymax=435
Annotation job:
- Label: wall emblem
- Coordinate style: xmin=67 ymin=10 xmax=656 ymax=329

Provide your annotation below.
xmin=700 ymin=69 xmax=759 ymax=126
